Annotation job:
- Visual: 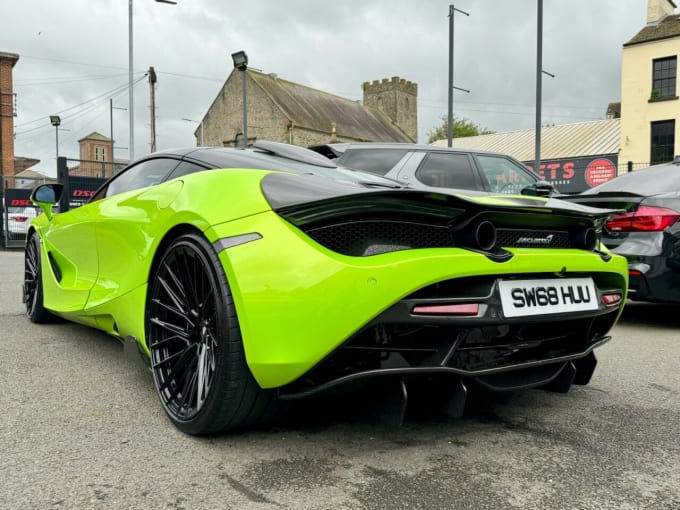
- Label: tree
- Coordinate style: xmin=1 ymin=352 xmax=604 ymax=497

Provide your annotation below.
xmin=426 ymin=115 xmax=494 ymax=144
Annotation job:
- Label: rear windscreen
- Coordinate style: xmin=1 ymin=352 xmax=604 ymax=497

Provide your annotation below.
xmin=582 ymin=165 xmax=680 ymax=195
xmin=338 ymin=149 xmax=410 ymax=175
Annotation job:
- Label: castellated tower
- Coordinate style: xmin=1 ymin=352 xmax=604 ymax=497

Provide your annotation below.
xmin=363 ymin=77 xmax=418 ymax=142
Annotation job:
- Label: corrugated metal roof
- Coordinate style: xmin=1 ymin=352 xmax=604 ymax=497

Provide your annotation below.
xmin=248 ymin=71 xmax=412 ymax=143
xmin=431 ymin=119 xmax=620 ymax=161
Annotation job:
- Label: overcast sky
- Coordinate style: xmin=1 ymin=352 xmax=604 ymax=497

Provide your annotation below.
xmin=3 ymin=0 xmax=650 ymax=176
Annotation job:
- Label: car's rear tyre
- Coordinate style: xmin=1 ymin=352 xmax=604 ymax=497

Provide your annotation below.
xmin=24 ymin=233 xmax=54 ymax=323
xmin=147 ymin=232 xmax=276 ymax=435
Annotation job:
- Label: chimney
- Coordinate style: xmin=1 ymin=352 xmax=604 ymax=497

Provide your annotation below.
xmin=0 ymin=52 xmax=20 ymax=179
xmin=647 ymin=0 xmax=676 ymax=24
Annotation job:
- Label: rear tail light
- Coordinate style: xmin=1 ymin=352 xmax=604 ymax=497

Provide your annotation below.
xmin=605 ymin=206 xmax=680 ymax=232
xmin=601 ymin=292 xmax=623 ymax=307
xmin=412 ymin=303 xmax=480 ymax=316
xmin=13 ymin=216 xmax=29 ymax=223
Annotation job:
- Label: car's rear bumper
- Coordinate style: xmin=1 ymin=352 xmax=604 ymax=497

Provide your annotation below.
xmin=627 ymin=255 xmax=680 ymax=303
xmin=210 ymin=212 xmax=628 ymax=389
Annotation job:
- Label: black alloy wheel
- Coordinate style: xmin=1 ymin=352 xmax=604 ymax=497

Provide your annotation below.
xmin=24 ymin=234 xmax=53 ymax=323
xmin=147 ymin=232 xmax=275 ymax=435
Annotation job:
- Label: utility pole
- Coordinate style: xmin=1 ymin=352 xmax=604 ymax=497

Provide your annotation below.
xmin=149 ymin=66 xmax=157 ymax=153
xmin=447 ymin=4 xmax=469 ymax=148
xmin=534 ymin=0 xmax=543 ymax=175
xmin=110 ymin=99 xmax=114 ymax=172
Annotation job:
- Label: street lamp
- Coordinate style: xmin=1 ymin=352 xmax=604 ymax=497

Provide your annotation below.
xmin=50 ymin=115 xmax=61 ymax=159
xmin=128 ymin=0 xmax=176 ymax=162
xmin=447 ymin=4 xmax=470 ymax=148
xmin=231 ymin=50 xmax=248 ymax=146
xmin=181 ymin=118 xmax=204 ymax=146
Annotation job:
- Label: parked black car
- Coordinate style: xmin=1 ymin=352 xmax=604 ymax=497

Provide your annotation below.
xmin=309 ymin=143 xmax=555 ymax=196
xmin=563 ymin=159 xmax=680 ymax=303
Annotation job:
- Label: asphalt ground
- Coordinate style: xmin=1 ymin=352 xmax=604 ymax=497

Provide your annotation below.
xmin=1 ymin=249 xmax=679 ymax=509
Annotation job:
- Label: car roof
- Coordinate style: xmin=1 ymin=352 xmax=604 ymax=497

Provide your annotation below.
xmin=308 ymin=142 xmax=512 ymax=158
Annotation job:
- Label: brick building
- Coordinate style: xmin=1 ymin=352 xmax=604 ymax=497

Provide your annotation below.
xmin=0 ymin=51 xmax=20 ymax=181
xmin=195 ymin=70 xmax=417 ymax=148
xmin=69 ymin=132 xmax=121 ymax=178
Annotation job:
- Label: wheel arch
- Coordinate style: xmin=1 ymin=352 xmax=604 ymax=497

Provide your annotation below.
xmin=143 ymin=223 xmax=209 ymax=345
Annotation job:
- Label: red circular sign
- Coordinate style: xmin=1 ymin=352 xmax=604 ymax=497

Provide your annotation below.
xmin=585 ymin=159 xmax=616 ymax=187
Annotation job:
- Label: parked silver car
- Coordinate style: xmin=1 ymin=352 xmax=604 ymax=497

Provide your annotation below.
xmin=310 ymin=143 xmax=555 ymax=196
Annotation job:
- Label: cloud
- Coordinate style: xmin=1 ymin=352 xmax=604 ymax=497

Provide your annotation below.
xmin=4 ymin=0 xmax=647 ymax=176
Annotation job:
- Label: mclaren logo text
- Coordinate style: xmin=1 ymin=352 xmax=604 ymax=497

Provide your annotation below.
xmin=517 ymin=234 xmax=554 ymax=246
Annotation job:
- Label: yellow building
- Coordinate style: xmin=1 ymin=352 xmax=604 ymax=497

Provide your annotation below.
xmin=620 ymin=0 xmax=680 ymax=166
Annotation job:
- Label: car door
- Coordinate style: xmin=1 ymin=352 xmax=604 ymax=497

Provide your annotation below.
xmin=85 ymin=157 xmax=180 ymax=309
xmin=39 ymin=201 xmax=101 ymax=313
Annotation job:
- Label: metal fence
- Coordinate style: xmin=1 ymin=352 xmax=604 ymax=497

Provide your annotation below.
xmin=1 ymin=157 xmax=124 ymax=248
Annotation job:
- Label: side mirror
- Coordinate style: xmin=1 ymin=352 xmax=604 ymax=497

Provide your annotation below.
xmin=30 ymin=183 xmax=64 ymax=221
xmin=522 ymin=180 xmax=556 ymax=197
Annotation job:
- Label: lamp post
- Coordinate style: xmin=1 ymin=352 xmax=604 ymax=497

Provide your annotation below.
xmin=181 ymin=118 xmax=204 ymax=146
xmin=49 ymin=115 xmax=61 ymax=160
xmin=447 ymin=4 xmax=470 ymax=147
xmin=231 ymin=50 xmax=248 ymax=147
xmin=128 ymin=0 xmax=176 ymax=162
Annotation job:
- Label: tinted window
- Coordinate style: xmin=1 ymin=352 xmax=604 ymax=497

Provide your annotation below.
xmin=415 ymin=152 xmax=478 ymax=189
xmin=338 ymin=149 xmax=410 ymax=175
xmin=106 ymin=158 xmax=179 ymax=198
xmin=476 ymin=155 xmax=537 ymax=194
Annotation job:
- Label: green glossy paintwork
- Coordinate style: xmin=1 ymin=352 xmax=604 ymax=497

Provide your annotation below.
xmin=31 ymin=169 xmax=629 ymax=389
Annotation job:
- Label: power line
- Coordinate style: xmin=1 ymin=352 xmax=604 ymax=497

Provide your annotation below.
xmin=15 ymin=73 xmax=130 ymax=87
xmin=15 ymin=75 xmax=146 ymax=130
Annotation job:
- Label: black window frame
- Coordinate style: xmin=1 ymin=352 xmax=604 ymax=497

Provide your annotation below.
xmin=650 ymin=119 xmax=675 ymax=165
xmin=652 ymin=56 xmax=677 ymax=99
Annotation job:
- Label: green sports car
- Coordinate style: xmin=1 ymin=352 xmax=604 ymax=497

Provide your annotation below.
xmin=24 ymin=141 xmax=628 ymax=435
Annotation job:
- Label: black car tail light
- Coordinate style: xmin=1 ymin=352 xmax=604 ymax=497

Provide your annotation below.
xmin=605 ymin=206 xmax=680 ymax=232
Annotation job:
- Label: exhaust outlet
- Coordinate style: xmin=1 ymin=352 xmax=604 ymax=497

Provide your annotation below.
xmin=572 ymin=228 xmax=597 ymax=250
xmin=458 ymin=221 xmax=497 ymax=251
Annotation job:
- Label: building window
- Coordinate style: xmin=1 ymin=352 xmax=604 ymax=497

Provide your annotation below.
xmin=95 ymin=146 xmax=107 ymax=162
xmin=652 ymin=56 xmax=676 ymax=99
xmin=650 ymin=120 xmax=675 ymax=165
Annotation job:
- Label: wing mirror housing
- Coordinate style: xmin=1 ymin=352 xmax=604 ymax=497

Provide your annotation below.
xmin=30 ymin=184 xmax=64 ymax=221
xmin=522 ymin=180 xmax=556 ymax=197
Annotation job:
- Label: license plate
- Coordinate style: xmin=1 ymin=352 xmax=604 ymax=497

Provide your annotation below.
xmin=498 ymin=277 xmax=598 ymax=318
